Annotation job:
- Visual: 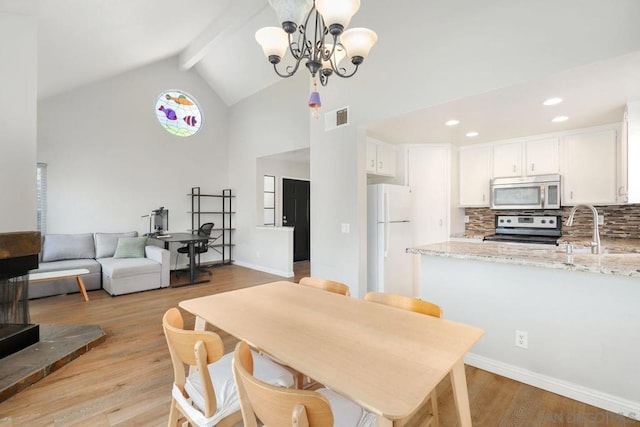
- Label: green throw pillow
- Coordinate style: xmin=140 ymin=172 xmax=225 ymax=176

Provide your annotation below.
xmin=113 ymin=237 xmax=147 ymax=258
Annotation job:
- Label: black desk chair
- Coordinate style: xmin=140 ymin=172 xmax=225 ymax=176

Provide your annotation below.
xmin=175 ymin=222 xmax=214 ymax=275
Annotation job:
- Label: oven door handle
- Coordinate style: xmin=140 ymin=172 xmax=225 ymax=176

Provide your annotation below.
xmin=540 ymin=184 xmax=546 ymax=209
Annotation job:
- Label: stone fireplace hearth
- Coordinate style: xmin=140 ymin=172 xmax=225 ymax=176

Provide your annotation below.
xmin=0 ymin=231 xmax=106 ymax=402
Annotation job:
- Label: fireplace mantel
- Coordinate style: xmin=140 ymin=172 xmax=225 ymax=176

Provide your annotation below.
xmin=0 ymin=231 xmax=41 ymax=275
xmin=0 ymin=231 xmax=41 ymax=259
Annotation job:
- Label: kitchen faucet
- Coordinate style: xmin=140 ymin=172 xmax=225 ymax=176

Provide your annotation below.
xmin=565 ymin=204 xmax=601 ymax=254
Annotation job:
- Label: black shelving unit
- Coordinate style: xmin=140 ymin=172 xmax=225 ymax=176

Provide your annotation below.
xmin=189 ymin=187 xmax=235 ymax=266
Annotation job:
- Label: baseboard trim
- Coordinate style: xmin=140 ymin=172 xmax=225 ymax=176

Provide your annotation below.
xmin=232 ymin=260 xmax=293 ymax=278
xmin=464 ymin=353 xmax=639 ymax=420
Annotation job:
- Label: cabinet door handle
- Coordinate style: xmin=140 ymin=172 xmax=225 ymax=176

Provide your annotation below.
xmin=618 ymin=186 xmax=626 ymax=196
xmin=512 ymin=165 xmax=516 ymax=173
xmin=370 ymin=160 xmax=375 ymax=168
xmin=379 ymin=161 xmax=383 ymax=170
xmin=482 ymin=194 xmax=486 ymax=202
xmin=439 ymin=219 xmax=443 ymax=227
xmin=531 ymin=163 xmax=535 ymax=172
xmin=570 ymin=191 xmax=574 ymax=200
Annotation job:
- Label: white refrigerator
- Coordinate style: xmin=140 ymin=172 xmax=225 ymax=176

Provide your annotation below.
xmin=367 ymin=184 xmax=413 ymax=297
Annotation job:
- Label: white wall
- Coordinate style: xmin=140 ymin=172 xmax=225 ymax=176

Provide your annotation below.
xmin=228 ymin=74 xmax=310 ymax=272
xmin=38 ymin=57 xmax=229 ymax=265
xmin=235 ymin=226 xmax=294 ymax=277
xmin=0 ymin=13 xmax=37 ymax=232
xmin=310 ymin=123 xmax=365 ymax=294
xmin=420 ymin=255 xmax=640 ymax=417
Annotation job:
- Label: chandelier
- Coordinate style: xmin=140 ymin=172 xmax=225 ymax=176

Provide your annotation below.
xmin=255 ymin=0 xmax=377 ymax=118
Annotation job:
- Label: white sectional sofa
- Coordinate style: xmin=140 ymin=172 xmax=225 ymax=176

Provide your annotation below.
xmin=29 ymin=231 xmax=170 ymax=298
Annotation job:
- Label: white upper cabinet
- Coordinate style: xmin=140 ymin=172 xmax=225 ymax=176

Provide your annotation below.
xmin=525 ymin=137 xmax=559 ymax=175
xmin=492 ymin=142 xmax=523 ymax=177
xmin=459 ymin=145 xmax=491 ymax=207
xmin=492 ymin=138 xmax=559 ymax=178
xmin=620 ymin=102 xmax=640 ymax=204
xmin=561 ymin=129 xmax=618 ymax=206
xmin=367 ymin=138 xmax=396 ymax=177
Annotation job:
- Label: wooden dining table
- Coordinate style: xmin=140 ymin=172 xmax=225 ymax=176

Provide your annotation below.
xmin=179 ymin=281 xmax=484 ymax=426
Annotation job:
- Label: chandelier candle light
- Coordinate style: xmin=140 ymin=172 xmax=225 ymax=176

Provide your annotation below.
xmin=255 ymin=0 xmax=377 ymax=117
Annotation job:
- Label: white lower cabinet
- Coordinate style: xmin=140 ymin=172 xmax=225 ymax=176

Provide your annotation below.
xmin=459 ymin=145 xmax=491 ymax=206
xmin=562 ymin=129 xmax=618 ymax=205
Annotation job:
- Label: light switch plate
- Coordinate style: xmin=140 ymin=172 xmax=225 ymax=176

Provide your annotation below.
xmin=341 ymin=223 xmax=350 ymax=234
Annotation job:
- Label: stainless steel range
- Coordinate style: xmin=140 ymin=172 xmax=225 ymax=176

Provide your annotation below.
xmin=483 ymin=214 xmax=562 ymax=245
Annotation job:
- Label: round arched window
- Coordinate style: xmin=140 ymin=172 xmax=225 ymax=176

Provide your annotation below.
xmin=155 ymin=90 xmax=202 ymax=137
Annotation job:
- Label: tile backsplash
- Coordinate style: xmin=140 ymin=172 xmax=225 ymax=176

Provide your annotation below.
xmin=465 ymin=204 xmax=640 ymax=239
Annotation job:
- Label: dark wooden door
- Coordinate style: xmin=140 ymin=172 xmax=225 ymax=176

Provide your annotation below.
xmin=282 ymin=178 xmax=310 ymax=262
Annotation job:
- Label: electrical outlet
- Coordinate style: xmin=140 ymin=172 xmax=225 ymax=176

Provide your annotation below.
xmin=597 ymin=214 xmax=604 ymax=226
xmin=464 ymin=215 xmax=470 ymax=223
xmin=515 ymin=330 xmax=528 ymax=349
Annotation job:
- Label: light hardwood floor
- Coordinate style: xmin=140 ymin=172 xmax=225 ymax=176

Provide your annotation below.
xmin=0 ymin=263 xmax=636 ymax=427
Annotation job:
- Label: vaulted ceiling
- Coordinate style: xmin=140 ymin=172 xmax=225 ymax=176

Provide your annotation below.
xmin=2 ymin=0 xmax=640 ymax=145
xmin=0 ymin=0 xmax=282 ymax=104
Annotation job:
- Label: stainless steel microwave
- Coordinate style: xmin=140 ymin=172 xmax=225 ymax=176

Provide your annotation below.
xmin=490 ymin=174 xmax=561 ymax=210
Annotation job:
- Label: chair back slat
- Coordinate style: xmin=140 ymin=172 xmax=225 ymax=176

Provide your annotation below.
xmin=364 ymin=292 xmax=443 ymax=318
xmin=163 ymin=308 xmax=225 ymax=365
xmin=233 ymin=341 xmax=334 ymax=427
xmin=299 ymin=277 xmax=350 ymax=297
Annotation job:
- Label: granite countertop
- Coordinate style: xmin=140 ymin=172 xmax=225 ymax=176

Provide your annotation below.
xmin=409 ymin=239 xmax=640 ymax=278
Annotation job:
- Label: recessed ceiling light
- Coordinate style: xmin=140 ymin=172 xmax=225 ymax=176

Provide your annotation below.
xmin=445 ymin=119 xmax=460 ymax=126
xmin=552 ymin=116 xmax=569 ymax=123
xmin=466 ymin=131 xmax=479 ymax=137
xmin=543 ymin=97 xmax=563 ymax=106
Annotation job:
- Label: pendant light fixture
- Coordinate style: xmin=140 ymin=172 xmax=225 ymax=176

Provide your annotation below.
xmin=255 ymin=0 xmax=377 ymax=117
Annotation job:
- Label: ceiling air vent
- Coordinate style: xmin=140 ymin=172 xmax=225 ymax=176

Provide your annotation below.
xmin=324 ymin=106 xmax=349 ymax=131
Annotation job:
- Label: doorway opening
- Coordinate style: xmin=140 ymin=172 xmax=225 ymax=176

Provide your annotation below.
xmin=283 ymin=178 xmax=310 ymax=262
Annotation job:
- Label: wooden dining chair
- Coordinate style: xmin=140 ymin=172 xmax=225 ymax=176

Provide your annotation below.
xmin=162 ymin=308 xmax=295 ymax=427
xmin=232 ymin=341 xmax=377 ymax=427
xmin=299 ymin=277 xmax=351 ymax=296
xmin=364 ymin=291 xmax=442 ymax=318
xmin=364 ymin=292 xmax=442 ymax=426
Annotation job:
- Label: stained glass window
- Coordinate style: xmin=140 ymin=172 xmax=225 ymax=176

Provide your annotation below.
xmin=155 ymin=90 xmax=202 ymax=137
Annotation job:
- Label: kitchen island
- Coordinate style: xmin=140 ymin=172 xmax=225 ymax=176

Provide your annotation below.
xmin=408 ymin=239 xmax=640 ymax=420
xmin=409 ymin=239 xmax=640 ymax=277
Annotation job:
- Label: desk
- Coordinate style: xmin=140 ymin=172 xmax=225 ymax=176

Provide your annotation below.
xmin=150 ymin=233 xmax=210 ymax=286
xmin=179 ymin=281 xmax=484 ymax=426
xmin=29 ymin=268 xmax=90 ymax=301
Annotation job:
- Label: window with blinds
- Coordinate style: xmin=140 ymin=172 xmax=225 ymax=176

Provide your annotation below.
xmin=263 ymin=175 xmax=275 ymax=226
xmin=36 ymin=163 xmax=47 ymax=234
